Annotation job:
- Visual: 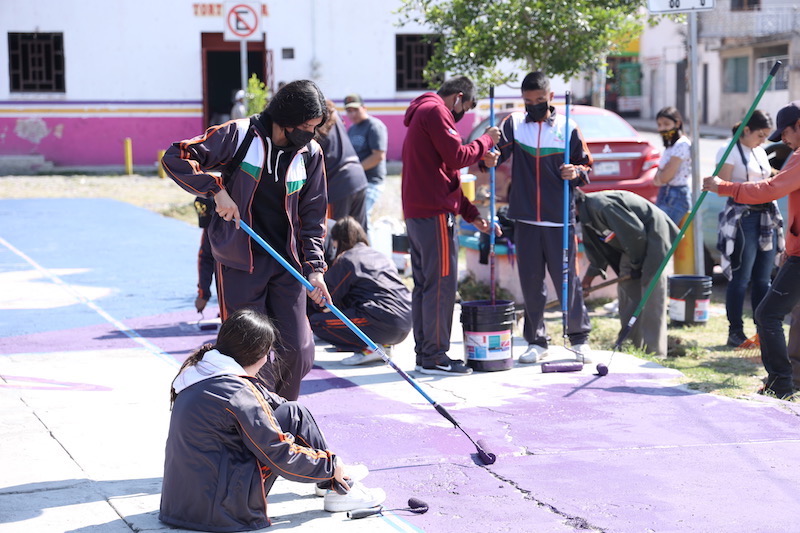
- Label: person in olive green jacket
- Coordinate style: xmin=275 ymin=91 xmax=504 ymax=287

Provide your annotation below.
xmin=577 ymin=190 xmax=679 ymax=357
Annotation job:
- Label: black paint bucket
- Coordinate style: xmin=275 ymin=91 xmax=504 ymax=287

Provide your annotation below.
xmin=460 ymin=300 xmax=515 ymax=371
xmin=668 ymin=275 xmax=712 ymax=326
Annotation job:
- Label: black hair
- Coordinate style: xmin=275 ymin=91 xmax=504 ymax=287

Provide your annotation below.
xmin=330 ymin=216 xmax=370 ymax=257
xmin=731 ymin=109 xmax=772 ymax=136
xmin=264 ymin=79 xmax=328 ymax=129
xmin=170 ymin=308 xmax=277 ymax=405
xmin=656 ymin=106 xmax=683 ymax=129
xmin=438 ymin=76 xmax=477 ymax=103
xmin=521 ymin=71 xmax=550 ymax=93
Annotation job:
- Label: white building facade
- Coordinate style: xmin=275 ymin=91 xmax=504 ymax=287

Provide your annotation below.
xmin=1 ymin=0 xmax=562 ymax=168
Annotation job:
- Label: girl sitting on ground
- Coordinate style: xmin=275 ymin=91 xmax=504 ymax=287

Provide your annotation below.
xmin=160 ymin=308 xmax=384 ymax=532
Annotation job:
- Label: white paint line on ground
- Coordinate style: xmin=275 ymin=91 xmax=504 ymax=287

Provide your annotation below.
xmin=0 ymin=236 xmax=178 ymax=368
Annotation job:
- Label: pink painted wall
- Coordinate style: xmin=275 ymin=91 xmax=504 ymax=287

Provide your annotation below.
xmin=0 ymin=116 xmax=204 ymax=167
xmin=353 ymin=111 xmax=478 ymax=163
xmin=0 ymin=110 xmax=476 ymax=167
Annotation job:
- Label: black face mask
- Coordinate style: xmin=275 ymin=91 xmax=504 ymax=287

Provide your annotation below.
xmin=659 ymin=128 xmax=680 ymax=147
xmin=525 ymin=102 xmax=549 ymax=122
xmin=451 ymin=97 xmax=466 ymax=123
xmin=285 ymin=127 xmax=315 ymax=148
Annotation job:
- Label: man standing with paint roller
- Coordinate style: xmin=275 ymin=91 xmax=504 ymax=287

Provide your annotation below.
xmin=494 ymin=71 xmax=593 ymax=365
xmin=163 ymin=80 xmax=331 ymax=402
xmin=401 ymin=75 xmax=501 ymax=376
xmin=704 ymin=100 xmax=800 ymax=400
xmin=577 ymin=190 xmax=678 ymax=357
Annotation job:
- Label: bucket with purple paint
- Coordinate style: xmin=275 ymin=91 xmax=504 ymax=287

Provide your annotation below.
xmin=460 ymin=300 xmax=515 ymax=371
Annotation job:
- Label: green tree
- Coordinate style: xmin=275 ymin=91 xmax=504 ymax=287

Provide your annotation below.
xmin=245 ymin=74 xmax=269 ymax=115
xmin=397 ymin=0 xmax=647 ymax=89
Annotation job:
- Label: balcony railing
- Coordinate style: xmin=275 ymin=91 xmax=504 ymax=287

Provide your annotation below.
xmin=699 ymin=7 xmax=798 ymax=38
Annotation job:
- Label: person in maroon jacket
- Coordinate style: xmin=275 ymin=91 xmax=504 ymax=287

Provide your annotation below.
xmin=163 ymin=80 xmax=332 ymax=401
xmin=401 ymin=76 xmax=501 ymax=375
xmin=309 ymin=217 xmax=412 ymax=365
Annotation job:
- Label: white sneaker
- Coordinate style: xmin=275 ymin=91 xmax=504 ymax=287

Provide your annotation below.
xmin=572 ymin=344 xmax=593 ymax=363
xmin=323 ymin=483 xmax=386 ymax=512
xmin=519 ymin=344 xmax=548 ymax=364
xmin=314 ymin=464 xmax=369 ymax=496
xmin=341 ymin=348 xmax=385 ymax=366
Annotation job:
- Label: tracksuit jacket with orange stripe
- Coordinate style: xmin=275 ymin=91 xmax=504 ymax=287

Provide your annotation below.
xmin=325 ymin=242 xmax=412 ymax=325
xmin=160 ymin=350 xmax=337 ymax=532
xmin=401 ymin=92 xmax=495 ymax=221
xmin=162 ymin=114 xmax=327 ymax=277
xmin=496 ymin=108 xmax=592 ymax=224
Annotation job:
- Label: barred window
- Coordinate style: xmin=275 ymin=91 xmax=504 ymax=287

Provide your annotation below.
xmin=395 ymin=34 xmax=439 ymax=91
xmin=8 ymin=32 xmax=66 ymax=93
xmin=756 ymin=56 xmax=788 ymax=91
xmin=730 ymin=0 xmax=760 ymax=11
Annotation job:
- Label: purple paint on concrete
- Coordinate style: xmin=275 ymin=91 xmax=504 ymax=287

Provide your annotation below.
xmin=0 ymin=309 xmax=217 ymax=366
xmin=0 ymin=375 xmax=112 ymax=392
xmin=300 ymin=365 xmax=800 ymax=532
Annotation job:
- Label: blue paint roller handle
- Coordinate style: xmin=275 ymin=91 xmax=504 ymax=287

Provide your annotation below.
xmin=237 ymin=220 xmax=443 ymax=407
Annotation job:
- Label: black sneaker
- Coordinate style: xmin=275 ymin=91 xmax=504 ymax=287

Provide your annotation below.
xmin=727 ymin=331 xmax=748 ymax=348
xmin=419 ymin=357 xmax=473 ymax=376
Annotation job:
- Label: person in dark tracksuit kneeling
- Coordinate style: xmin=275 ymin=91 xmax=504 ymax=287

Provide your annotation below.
xmin=160 ymin=309 xmax=385 ymax=532
xmin=163 ymin=80 xmax=332 ymax=402
xmin=309 ymin=217 xmax=412 ymax=365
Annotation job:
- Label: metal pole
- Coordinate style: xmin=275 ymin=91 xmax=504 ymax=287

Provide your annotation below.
xmin=240 ymin=40 xmax=248 ymax=94
xmin=688 ymin=12 xmax=703 ymax=275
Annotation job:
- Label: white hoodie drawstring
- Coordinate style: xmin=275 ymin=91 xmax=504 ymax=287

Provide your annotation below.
xmin=274 ymin=150 xmax=283 ymax=182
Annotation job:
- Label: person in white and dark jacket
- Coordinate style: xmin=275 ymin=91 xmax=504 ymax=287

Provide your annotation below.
xmin=160 ymin=308 xmax=385 ymax=532
xmin=163 ymin=80 xmax=332 ymax=401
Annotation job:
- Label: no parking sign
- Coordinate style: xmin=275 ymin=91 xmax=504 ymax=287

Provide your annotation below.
xmin=224 ymin=2 xmax=262 ymax=41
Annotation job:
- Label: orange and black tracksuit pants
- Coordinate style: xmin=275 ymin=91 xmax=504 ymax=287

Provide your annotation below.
xmin=406 ymin=213 xmax=459 ymax=366
xmin=216 ymin=253 xmax=314 ymax=401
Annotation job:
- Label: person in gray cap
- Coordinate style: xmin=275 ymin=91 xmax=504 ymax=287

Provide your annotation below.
xmin=703 ymin=100 xmax=800 ymax=400
xmin=344 ymin=94 xmax=388 ymax=218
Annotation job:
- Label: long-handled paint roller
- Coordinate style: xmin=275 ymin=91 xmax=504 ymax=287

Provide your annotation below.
xmin=542 ymin=92 xmax=583 ymax=375
xmin=238 ymin=220 xmax=497 ymax=465
xmin=544 ymin=275 xmax=631 ymax=310
xmin=488 ymin=85 xmax=497 ymax=304
xmin=347 ymin=498 xmax=429 ymax=519
xmin=596 ymin=60 xmax=783 ymax=377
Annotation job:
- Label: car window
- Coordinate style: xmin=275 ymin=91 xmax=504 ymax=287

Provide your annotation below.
xmin=571 ymin=114 xmax=636 ymax=140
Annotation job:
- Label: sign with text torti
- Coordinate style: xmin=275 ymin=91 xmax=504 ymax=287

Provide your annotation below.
xmin=647 ymin=0 xmax=715 ymax=14
xmin=224 ymin=2 xmax=262 ymax=41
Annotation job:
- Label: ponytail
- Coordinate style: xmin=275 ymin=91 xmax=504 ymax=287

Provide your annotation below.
xmin=170 ymin=343 xmax=214 ymax=407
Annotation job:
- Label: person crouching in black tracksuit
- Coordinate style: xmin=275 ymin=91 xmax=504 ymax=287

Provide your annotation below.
xmin=309 ymin=217 xmax=412 ymax=365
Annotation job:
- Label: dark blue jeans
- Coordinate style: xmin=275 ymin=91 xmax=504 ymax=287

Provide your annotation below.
xmin=754 ymin=256 xmax=800 ymax=397
xmin=726 ymin=210 xmax=777 ymax=334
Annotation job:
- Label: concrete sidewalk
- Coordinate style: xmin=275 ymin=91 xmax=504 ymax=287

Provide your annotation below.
xmin=2 ymin=198 xmax=799 ymax=533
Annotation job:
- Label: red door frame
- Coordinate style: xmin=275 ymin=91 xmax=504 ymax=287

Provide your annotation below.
xmin=201 ymin=33 xmax=268 ymax=127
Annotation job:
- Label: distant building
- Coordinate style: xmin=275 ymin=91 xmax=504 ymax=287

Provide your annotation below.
xmin=1 ymin=0 xmax=562 ymax=169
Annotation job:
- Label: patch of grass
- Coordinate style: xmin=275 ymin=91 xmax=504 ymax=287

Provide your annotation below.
xmin=457 ymin=273 xmax=514 ymax=303
xmin=545 ymin=291 xmax=778 ymax=399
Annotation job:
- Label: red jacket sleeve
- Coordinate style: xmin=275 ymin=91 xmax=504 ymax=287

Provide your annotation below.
xmin=425 ymin=105 xmax=494 ymax=170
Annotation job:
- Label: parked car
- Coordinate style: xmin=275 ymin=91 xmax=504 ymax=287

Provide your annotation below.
xmin=465 ymin=104 xmax=662 ymax=203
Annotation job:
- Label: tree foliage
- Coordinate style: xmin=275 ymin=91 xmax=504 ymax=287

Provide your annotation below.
xmin=245 ymin=74 xmax=269 ymax=115
xmin=397 ymin=0 xmax=647 ymax=89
